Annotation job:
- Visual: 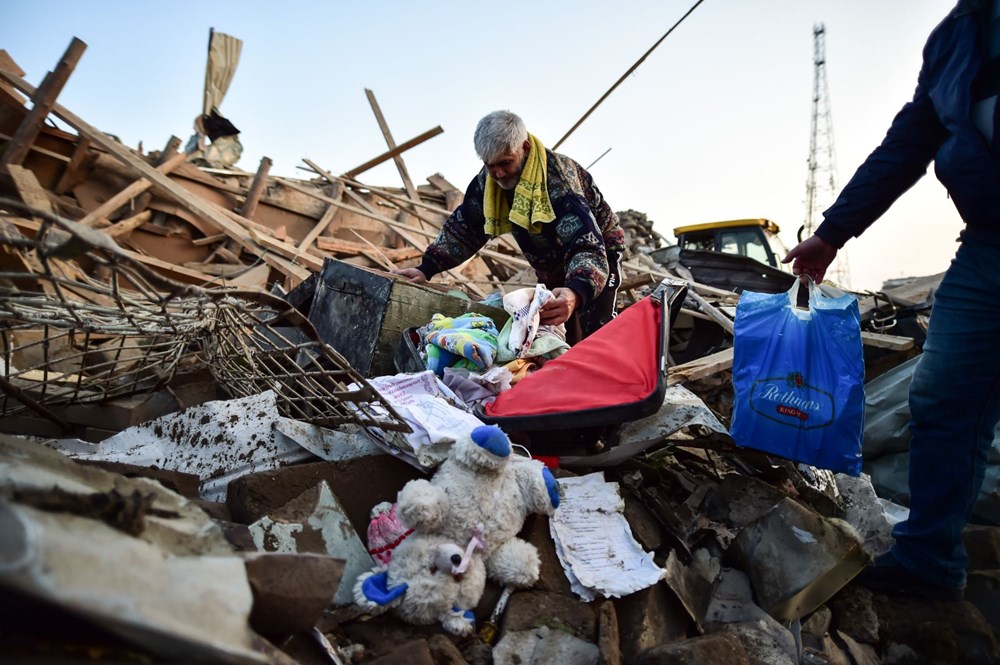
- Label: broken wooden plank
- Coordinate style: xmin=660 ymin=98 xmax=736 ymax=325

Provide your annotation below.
xmin=0 ymin=50 xmax=27 ymax=103
xmin=341 ymin=125 xmax=444 ymax=179
xmin=686 ymin=289 xmax=734 ymax=335
xmin=619 ymin=272 xmax=657 ymax=292
xmin=426 ymin=172 xmax=464 ymax=211
xmin=297 ymin=204 xmax=338 ymax=251
xmin=260 ymin=252 xmax=311 ymax=290
xmin=182 ymin=261 xmax=254 ymax=277
xmin=246 ymin=225 xmax=324 ymax=272
xmin=364 ymin=88 xmax=420 ymax=202
xmin=0 ymin=131 xmax=72 ymax=163
xmin=622 ymin=257 xmax=742 ymax=303
xmin=6 ymin=164 xmax=55 ymax=216
xmin=191 ymin=232 xmax=227 ymax=246
xmin=276 ymin=175 xmax=484 ymax=294
xmin=227 ymin=262 xmax=270 ymax=290
xmin=239 ymin=156 xmax=272 ymax=220
xmin=303 ymin=159 xmax=449 ymax=233
xmin=113 ymin=245 xmax=219 ymax=285
xmin=860 ymin=330 xmax=915 ymax=351
xmin=165 ymin=162 xmax=328 ymax=220
xmin=54 ymin=136 xmax=91 ymax=193
xmin=348 ymin=228 xmax=396 ymax=271
xmin=103 ymin=209 xmax=153 ymax=239
xmin=0 ymin=68 xmax=299 ymax=271
xmin=275 ymin=176 xmax=435 ymax=241
xmin=0 ymin=37 xmax=86 ymax=167
xmin=667 ymin=347 xmax=734 ymax=386
xmin=314 ymin=236 xmax=421 ymax=261
xmin=78 ymin=149 xmax=189 ymax=227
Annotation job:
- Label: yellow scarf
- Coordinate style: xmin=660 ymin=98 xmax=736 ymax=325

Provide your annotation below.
xmin=483 ymin=133 xmax=556 ymax=236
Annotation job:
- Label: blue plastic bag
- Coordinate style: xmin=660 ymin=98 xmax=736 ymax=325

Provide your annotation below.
xmin=730 ymin=279 xmax=864 ymax=475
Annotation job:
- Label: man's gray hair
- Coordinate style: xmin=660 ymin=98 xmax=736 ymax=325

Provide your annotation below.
xmin=474 ymin=110 xmax=528 ymax=163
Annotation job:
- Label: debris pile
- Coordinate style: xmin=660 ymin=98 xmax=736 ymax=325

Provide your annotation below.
xmin=1 ymin=39 xmax=999 ymax=665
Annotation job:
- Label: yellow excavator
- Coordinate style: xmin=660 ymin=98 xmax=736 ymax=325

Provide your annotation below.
xmin=652 ymin=218 xmax=796 ymax=295
xmin=651 ymin=218 xmax=797 ymax=362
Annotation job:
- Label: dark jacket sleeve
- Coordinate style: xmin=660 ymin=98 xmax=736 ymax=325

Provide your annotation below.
xmin=816 ymin=54 xmax=950 ymax=248
xmin=417 ymin=173 xmax=490 ymax=278
xmin=555 ymin=198 xmax=610 ymax=305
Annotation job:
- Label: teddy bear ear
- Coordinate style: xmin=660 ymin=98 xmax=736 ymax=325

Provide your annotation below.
xmin=359 ymin=571 xmax=408 ymax=606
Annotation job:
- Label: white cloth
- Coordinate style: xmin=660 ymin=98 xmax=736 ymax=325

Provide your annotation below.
xmin=503 ymin=284 xmax=553 ymax=358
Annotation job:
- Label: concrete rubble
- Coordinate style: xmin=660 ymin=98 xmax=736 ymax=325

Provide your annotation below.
xmin=1 ymin=37 xmax=1000 ymax=665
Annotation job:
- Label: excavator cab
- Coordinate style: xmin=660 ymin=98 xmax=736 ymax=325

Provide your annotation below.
xmin=672 ymin=218 xmax=789 ymax=270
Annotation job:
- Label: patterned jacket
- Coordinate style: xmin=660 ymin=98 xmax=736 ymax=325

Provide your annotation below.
xmin=417 ymin=150 xmax=626 ymax=305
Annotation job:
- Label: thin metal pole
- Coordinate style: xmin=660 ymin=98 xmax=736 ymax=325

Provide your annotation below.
xmin=586 ymin=147 xmax=612 ymax=170
xmin=553 ymin=0 xmax=707 ymax=151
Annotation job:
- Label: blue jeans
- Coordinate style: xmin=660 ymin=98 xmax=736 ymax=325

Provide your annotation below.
xmin=891 ymin=241 xmax=1000 ymax=588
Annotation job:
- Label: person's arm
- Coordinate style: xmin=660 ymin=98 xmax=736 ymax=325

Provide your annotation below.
xmin=580 ymin=166 xmax=621 ymax=240
xmin=544 ymin=198 xmax=610 ymax=325
xmin=407 ymin=173 xmax=490 ymax=282
xmin=815 ymin=55 xmax=949 ymax=248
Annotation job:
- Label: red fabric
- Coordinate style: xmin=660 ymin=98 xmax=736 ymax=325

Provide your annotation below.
xmin=534 ymin=455 xmax=561 ymax=469
xmin=485 ymin=297 xmax=661 ymax=418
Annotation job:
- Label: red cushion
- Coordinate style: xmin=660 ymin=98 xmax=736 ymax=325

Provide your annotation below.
xmin=484 ymin=297 xmax=661 ymax=418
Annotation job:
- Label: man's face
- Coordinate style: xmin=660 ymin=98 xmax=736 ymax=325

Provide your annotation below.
xmin=484 ymin=140 xmax=530 ymax=190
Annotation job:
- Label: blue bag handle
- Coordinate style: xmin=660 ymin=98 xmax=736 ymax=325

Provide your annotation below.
xmin=786 ymin=277 xmax=849 ymax=317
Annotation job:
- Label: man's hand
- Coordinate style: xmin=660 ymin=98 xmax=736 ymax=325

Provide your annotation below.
xmin=539 ymin=287 xmax=578 ymax=326
xmin=392 ymin=267 xmax=428 ymax=284
xmin=783 ymin=235 xmax=838 ymax=284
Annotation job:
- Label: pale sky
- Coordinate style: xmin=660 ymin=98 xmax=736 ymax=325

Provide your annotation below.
xmin=4 ymin=1 xmax=964 ymax=292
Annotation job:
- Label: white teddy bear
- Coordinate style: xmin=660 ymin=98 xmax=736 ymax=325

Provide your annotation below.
xmin=353 ymin=531 xmax=487 ymax=636
xmin=397 ymin=424 xmax=561 ymax=588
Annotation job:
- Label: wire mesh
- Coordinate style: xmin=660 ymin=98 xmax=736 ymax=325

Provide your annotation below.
xmin=0 ymin=198 xmax=410 ymax=435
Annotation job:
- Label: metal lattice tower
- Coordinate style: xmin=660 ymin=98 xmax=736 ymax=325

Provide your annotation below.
xmin=804 ymin=23 xmax=851 ymax=288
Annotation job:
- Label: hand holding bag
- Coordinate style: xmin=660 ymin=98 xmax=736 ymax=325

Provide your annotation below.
xmin=730 ymin=278 xmax=864 ymax=475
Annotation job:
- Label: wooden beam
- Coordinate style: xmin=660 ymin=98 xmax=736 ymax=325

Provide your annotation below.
xmin=684 ymin=289 xmax=734 ymax=334
xmin=276 ymin=176 xmax=436 ymax=241
xmin=0 ymin=67 xmax=289 ymax=269
xmin=304 ymin=160 xmax=446 ymax=231
xmin=667 ymin=348 xmax=734 ymax=386
xmin=114 ymin=245 xmax=218 ymax=286
xmin=860 ymin=330 xmax=915 ymax=351
xmin=309 ymin=162 xmax=451 ymax=219
xmin=245 ymin=225 xmax=324 ymax=271
xmin=314 ymin=236 xmax=422 ymax=261
xmin=192 ymin=232 xmax=226 ymax=246
xmin=103 ymin=209 xmax=153 ymax=239
xmin=297 ymin=204 xmax=338 ymax=250
xmin=364 ymin=88 xmax=420 ymax=202
xmin=426 ymin=172 xmax=464 ymax=211
xmin=621 ymin=257 xmax=742 ymax=302
xmin=156 ymin=136 xmax=181 ymax=164
xmin=341 ymin=125 xmax=443 ymax=179
xmin=54 ymin=136 xmax=91 ymax=193
xmin=77 ymin=150 xmax=188 ymax=227
xmin=0 ymin=131 xmax=72 ymax=163
xmin=227 ymin=262 xmax=270 ymax=290
xmin=1 ymin=37 xmax=86 ymax=168
xmin=275 ymin=176 xmax=486 ymax=296
xmin=261 ymin=251 xmax=311 ymax=290
xmin=6 ymin=164 xmax=55 ymax=216
xmin=239 ymin=156 xmax=272 ymax=220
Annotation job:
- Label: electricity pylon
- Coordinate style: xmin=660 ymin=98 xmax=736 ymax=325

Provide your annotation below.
xmin=804 ymin=23 xmax=851 ymax=288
